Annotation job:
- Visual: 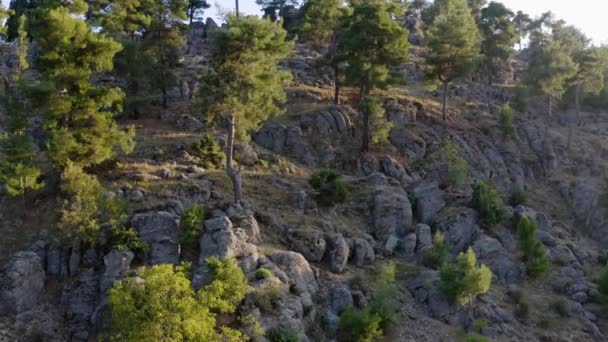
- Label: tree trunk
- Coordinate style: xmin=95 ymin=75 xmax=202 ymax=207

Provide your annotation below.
xmin=361 ymin=106 xmax=370 ymax=153
xmin=333 ymin=63 xmax=340 ymax=105
xmin=161 ymin=88 xmax=168 ymax=109
xmin=235 ymin=0 xmax=239 ymax=17
xmin=442 ymin=81 xmax=449 ymax=121
xmin=226 ymin=114 xmax=243 ymax=204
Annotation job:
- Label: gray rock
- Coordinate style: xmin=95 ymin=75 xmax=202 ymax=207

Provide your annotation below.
xmin=289 ymin=190 xmax=307 ymax=211
xmin=327 ymin=284 xmax=353 ymax=315
xmin=433 ymin=207 xmax=480 ymax=254
xmin=384 ymin=234 xmax=400 ymax=256
xmin=0 ymin=251 xmax=45 ymax=315
xmin=348 ymin=238 xmax=375 ymax=266
xmin=130 ymin=189 xmax=144 ymax=202
xmin=46 ymin=240 xmax=62 ymax=276
xmin=132 ymin=212 xmax=180 ymax=265
xmin=62 ymin=269 xmax=99 ymax=341
xmin=411 ymin=180 xmax=446 ymax=224
xmin=370 ymin=187 xmax=413 ymax=242
xmin=415 ymin=224 xmax=433 ymax=254
xmin=101 ymin=249 xmax=134 ymax=294
xmin=238 ymin=214 xmax=262 ymax=244
xmin=401 ymin=233 xmax=417 ymax=256
xmin=327 ymin=234 xmax=349 ymax=274
xmin=235 ymin=143 xmax=259 ymax=166
xmin=287 ymin=229 xmax=327 ymax=262
xmin=472 ymin=236 xmax=523 ymax=285
xmin=176 ymin=114 xmax=203 ymax=132
xmin=379 ymin=155 xmax=413 ymax=183
xmin=69 ymin=244 xmax=81 ymax=277
xmin=270 ymin=251 xmax=318 ymax=295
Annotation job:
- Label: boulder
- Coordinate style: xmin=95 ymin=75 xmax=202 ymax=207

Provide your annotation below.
xmin=0 ymin=251 xmax=45 ymax=315
xmin=286 ymin=229 xmax=327 ymax=262
xmin=415 ymin=224 xmax=433 ymax=254
xmin=401 ymin=233 xmax=417 ymax=256
xmin=472 ymin=236 xmax=523 ymax=285
xmin=384 ymin=234 xmax=400 ymax=256
xmin=289 ymin=190 xmax=307 ymax=211
xmin=176 ymin=114 xmax=203 ymax=132
xmin=100 ymin=249 xmax=134 ymax=294
xmin=132 ymin=212 xmax=180 ymax=265
xmin=62 ymin=269 xmax=99 ymax=341
xmin=370 ymin=187 xmax=413 ymax=242
xmin=411 ymin=180 xmax=446 ymax=224
xmin=327 ymin=284 xmax=353 ymax=315
xmin=270 ymin=251 xmax=318 ymax=296
xmin=433 ymin=207 xmax=480 ymax=254
xmin=130 ymin=189 xmax=144 ymax=202
xmin=327 ymin=234 xmax=349 ymax=273
xmin=379 ymin=156 xmax=413 ymax=183
xmin=348 ymin=238 xmax=375 ymax=266
xmin=238 ymin=214 xmax=262 ymax=244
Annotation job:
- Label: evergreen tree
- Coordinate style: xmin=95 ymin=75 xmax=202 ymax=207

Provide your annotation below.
xmin=479 ymin=2 xmax=516 ymax=86
xmin=425 ymin=0 xmax=480 ymax=121
xmin=187 ymin=0 xmax=209 ymax=26
xmin=525 ymin=26 xmax=577 ymax=117
xmin=338 ymin=0 xmax=409 ymax=152
xmin=0 ymin=12 xmax=44 ymax=209
xmin=498 ymin=102 xmax=515 ymax=138
xmin=516 ymin=217 xmax=550 ymax=276
xmin=198 ymin=15 xmax=293 ymax=204
xmin=440 ymin=247 xmax=493 ymax=306
xmin=299 ymin=0 xmax=344 ymax=104
xmin=467 ymin=0 xmax=486 ymax=24
xmin=33 ymin=1 xmax=134 ymax=168
xmin=358 ymin=96 xmax=393 ymax=149
xmin=5 ymin=0 xmax=33 ymax=41
xmin=513 ymin=11 xmax=531 ymax=51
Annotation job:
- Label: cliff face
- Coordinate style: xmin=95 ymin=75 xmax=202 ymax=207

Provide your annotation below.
xmin=2 ymin=25 xmax=608 ymax=342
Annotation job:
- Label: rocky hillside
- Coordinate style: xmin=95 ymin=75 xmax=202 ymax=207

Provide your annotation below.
xmin=2 ymin=19 xmax=608 ymax=342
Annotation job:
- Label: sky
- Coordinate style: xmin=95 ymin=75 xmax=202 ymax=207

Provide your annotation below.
xmin=206 ymin=0 xmax=607 ymax=45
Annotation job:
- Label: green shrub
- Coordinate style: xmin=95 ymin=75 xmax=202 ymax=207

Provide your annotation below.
xmin=473 ymin=318 xmax=488 ymax=332
xmin=369 ymin=263 xmax=400 ymax=327
xmin=512 ymin=85 xmax=528 ymax=113
xmin=309 ymin=169 xmax=349 ymax=206
xmin=338 ymin=307 xmax=383 ymax=342
xmin=516 ymin=217 xmax=550 ymax=277
xmin=509 ymin=188 xmax=527 ymax=206
xmin=253 ymin=283 xmax=285 ymax=313
xmin=266 ymin=327 xmax=300 ymax=342
xmin=472 ymin=181 xmax=506 ymax=227
xmin=466 ymin=335 xmax=490 ymax=342
xmin=107 ymin=259 xmax=248 ymax=341
xmin=440 ymin=248 xmax=493 ymax=306
xmin=59 ymin=162 xmax=105 ymax=246
xmin=110 ymin=227 xmax=149 ymax=254
xmin=180 ymin=204 xmax=205 ymax=245
xmin=191 ymin=134 xmax=225 ymax=169
xmin=423 ymin=232 xmax=449 ymax=270
xmin=441 ymin=142 xmax=470 ymax=190
xmin=509 ymin=288 xmax=529 ymax=319
xmin=255 ymin=267 xmax=273 ymax=280
xmin=597 ymin=263 xmax=608 ymax=302
xmin=498 ymin=103 xmax=515 ymax=138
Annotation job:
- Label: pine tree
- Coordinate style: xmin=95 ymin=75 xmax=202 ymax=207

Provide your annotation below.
xmin=358 ymin=96 xmax=393 ymax=148
xmin=513 ymin=11 xmax=531 ymax=51
xmin=479 ymin=2 xmax=515 ymax=85
xmin=0 ymin=11 xmax=44 ymax=210
xmin=299 ymin=0 xmax=344 ymax=104
xmin=516 ymin=217 xmax=550 ymax=277
xmin=255 ymin=0 xmax=298 ymax=21
xmin=440 ymin=247 xmax=492 ymax=305
xmin=467 ymin=0 xmax=486 ymax=24
xmin=198 ymin=15 xmax=293 ymax=204
xmin=525 ymin=26 xmax=577 ymax=117
xmin=187 ymin=0 xmax=209 ymax=26
xmin=425 ymin=0 xmax=480 ymax=121
xmin=338 ymin=0 xmax=409 ymax=152
xmin=34 ymin=0 xmax=134 ymax=168
xmin=498 ymin=103 xmax=515 ymax=138
xmin=5 ymin=0 xmax=32 ymax=41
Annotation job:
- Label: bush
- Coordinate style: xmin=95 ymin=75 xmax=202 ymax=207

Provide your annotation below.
xmin=191 ymin=134 xmax=225 ymax=169
xmin=509 ymin=188 xmax=527 ymax=206
xmin=253 ymin=283 xmax=285 ymax=313
xmin=358 ymin=96 xmax=393 ymax=146
xmin=423 ymin=232 xmax=449 ymax=269
xmin=59 ymin=162 xmax=105 ymax=246
xmin=498 ymin=103 xmax=515 ymax=138
xmin=180 ymin=204 xmax=205 ymax=245
xmin=255 ymin=267 xmax=273 ymax=280
xmin=338 ymin=307 xmax=383 ymax=342
xmin=471 ymin=181 xmax=506 ymax=227
xmin=266 ymin=327 xmax=300 ymax=342
xmin=473 ymin=318 xmax=488 ymax=332
xmin=440 ymin=248 xmax=493 ymax=306
xmin=466 ymin=335 xmax=490 ymax=342
xmin=597 ymin=263 xmax=608 ymax=302
xmin=512 ymin=86 xmax=528 ymax=113
xmin=110 ymin=227 xmax=149 ymax=254
xmin=309 ymin=169 xmax=349 ymax=206
xmin=441 ymin=142 xmax=470 ymax=190
xmin=509 ymin=289 xmax=529 ymax=319
xmin=369 ymin=263 xmax=400 ymax=327
xmin=516 ymin=217 xmax=550 ymax=277
xmin=107 ymin=258 xmax=248 ymax=341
